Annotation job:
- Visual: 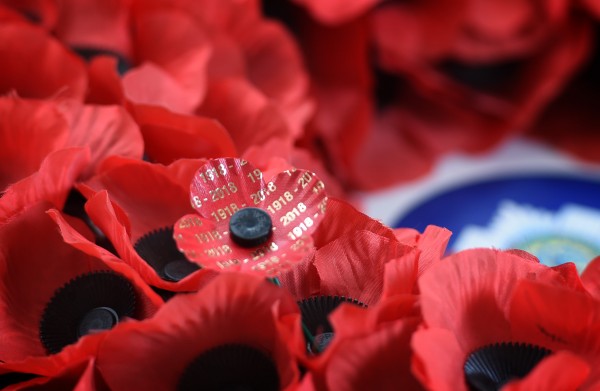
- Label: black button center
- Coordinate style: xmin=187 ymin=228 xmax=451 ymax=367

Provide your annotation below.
xmin=163 ymin=260 xmax=200 ymax=282
xmin=229 ymin=208 xmax=273 ymax=248
xmin=77 ymin=307 xmax=119 ymax=337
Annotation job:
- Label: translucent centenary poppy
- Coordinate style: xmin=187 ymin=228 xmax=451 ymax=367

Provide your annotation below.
xmin=174 ymin=157 xmax=328 ymax=276
xmin=0 ymin=202 xmax=161 ymax=365
xmin=52 ymin=158 xmax=217 ymax=294
xmin=95 ymin=273 xmax=302 ymax=390
xmin=412 ymin=248 xmax=589 ymax=391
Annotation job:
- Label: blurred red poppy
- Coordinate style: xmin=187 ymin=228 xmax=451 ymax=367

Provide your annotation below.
xmin=582 ymin=256 xmax=600 ymax=300
xmin=95 ymin=273 xmax=302 ymax=390
xmin=174 ymin=157 xmax=327 ymax=276
xmin=412 ymin=248 xmax=590 ymax=391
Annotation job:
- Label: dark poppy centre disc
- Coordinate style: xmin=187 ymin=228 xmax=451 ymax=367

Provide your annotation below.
xmin=177 ymin=344 xmax=279 ymax=391
xmin=134 ymin=226 xmax=200 ymax=282
xmin=464 ymin=342 xmax=552 ymax=391
xmin=40 ymin=271 xmax=136 ymax=354
xmin=229 ymin=207 xmax=273 ymax=247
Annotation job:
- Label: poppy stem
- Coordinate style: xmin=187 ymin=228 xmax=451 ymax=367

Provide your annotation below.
xmin=267 ymin=277 xmax=320 ymax=353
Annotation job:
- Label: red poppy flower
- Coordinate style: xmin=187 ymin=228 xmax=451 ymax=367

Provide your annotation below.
xmin=412 ymin=248 xmax=589 ymax=391
xmin=95 ymin=273 xmax=302 ymax=390
xmin=54 ymin=158 xmax=218 ymax=294
xmin=0 ymin=202 xmax=161 ymax=364
xmin=0 ymin=21 xmax=86 ymax=101
xmin=174 ymin=157 xmax=328 ymax=276
xmin=0 ymin=0 xmax=58 ymax=29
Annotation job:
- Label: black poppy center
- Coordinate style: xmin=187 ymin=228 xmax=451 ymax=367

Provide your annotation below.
xmin=298 ymin=296 xmax=366 ymax=353
xmin=40 ymin=271 xmax=136 ymax=354
xmin=77 ymin=307 xmax=119 ymax=337
xmin=134 ymin=226 xmax=200 ymax=282
xmin=464 ymin=342 xmax=552 ymax=391
xmin=229 ymin=208 xmax=273 ymax=248
xmin=177 ymin=344 xmax=279 ymax=391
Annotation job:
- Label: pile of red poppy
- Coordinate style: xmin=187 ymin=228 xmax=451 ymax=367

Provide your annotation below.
xmin=1 ymin=0 xmax=600 ymax=390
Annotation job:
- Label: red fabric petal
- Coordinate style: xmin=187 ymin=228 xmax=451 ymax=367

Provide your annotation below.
xmin=132 ymin=8 xmax=211 ymax=106
xmin=232 ymin=19 xmax=313 ymax=136
xmin=54 ymin=0 xmax=132 ymax=58
xmin=509 ymin=280 xmax=600 ymax=387
xmin=199 ymin=78 xmax=292 ymax=153
xmin=60 ymin=103 xmax=144 ymax=178
xmin=84 ymin=159 xmax=192 ymax=241
xmin=312 ymin=230 xmax=413 ymax=306
xmin=0 ymin=22 xmax=86 ymax=100
xmin=502 ymin=351 xmax=590 ymax=391
xmin=0 ymin=0 xmax=58 ymax=29
xmin=582 ymin=256 xmax=600 ymax=300
xmin=130 ymin=104 xmax=237 ymax=165
xmin=122 ymin=62 xmax=200 ymax=114
xmin=323 ymin=317 xmax=422 ymax=390
xmin=411 ymin=328 xmax=468 ymax=391
xmin=0 ymin=98 xmax=69 ymax=189
xmin=292 ymin=0 xmax=379 ymax=24
xmin=96 ymin=273 xmax=300 ymax=390
xmin=313 ymin=198 xmax=396 ymax=248
xmin=0 ymin=148 xmax=90 ymax=221
xmin=86 ymin=56 xmax=125 ymax=105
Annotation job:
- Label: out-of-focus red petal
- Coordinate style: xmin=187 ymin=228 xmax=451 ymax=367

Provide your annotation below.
xmin=130 ymin=104 xmax=236 ymax=164
xmin=0 ymin=0 xmax=58 ymax=29
xmin=502 ymin=351 xmax=590 ymax=391
xmin=122 ymin=62 xmax=200 ymax=114
xmin=292 ymin=0 xmax=378 ymax=24
xmin=0 ymin=98 xmax=69 ymax=189
xmin=509 ymin=280 xmax=600 ymax=384
xmin=86 ymin=56 xmax=125 ymax=105
xmin=54 ymin=0 xmax=132 ymax=58
xmin=0 ymin=23 xmax=86 ymax=100
xmin=0 ymin=148 xmax=90 ymax=221
xmin=323 ymin=318 xmax=422 ymax=390
xmin=96 ymin=274 xmax=300 ymax=390
xmin=132 ymin=8 xmax=211 ymax=106
xmin=582 ymin=256 xmax=600 ymax=300
xmin=199 ymin=78 xmax=292 ymax=153
xmin=232 ymin=19 xmax=313 ymax=136
xmin=411 ymin=328 xmax=467 ymax=391
xmin=59 ymin=103 xmax=143 ymax=178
